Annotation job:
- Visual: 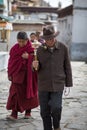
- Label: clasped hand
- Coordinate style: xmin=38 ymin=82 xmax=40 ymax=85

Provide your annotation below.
xmin=32 ymin=60 xmax=39 ymax=70
xmin=22 ymin=52 xmax=29 ymax=59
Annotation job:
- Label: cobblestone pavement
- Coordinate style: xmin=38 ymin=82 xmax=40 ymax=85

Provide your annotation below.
xmin=0 ymin=62 xmax=87 ymax=130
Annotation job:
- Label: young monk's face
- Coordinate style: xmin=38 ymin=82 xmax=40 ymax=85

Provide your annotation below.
xmin=18 ymin=39 xmax=28 ymax=47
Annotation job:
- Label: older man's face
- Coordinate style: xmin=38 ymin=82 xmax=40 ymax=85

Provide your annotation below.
xmin=45 ymin=37 xmax=55 ymax=47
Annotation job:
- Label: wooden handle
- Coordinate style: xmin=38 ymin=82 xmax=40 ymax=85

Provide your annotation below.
xmin=34 ymin=49 xmax=38 ymax=70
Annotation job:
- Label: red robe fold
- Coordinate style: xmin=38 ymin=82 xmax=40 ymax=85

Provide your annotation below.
xmin=6 ymin=40 xmax=39 ymax=113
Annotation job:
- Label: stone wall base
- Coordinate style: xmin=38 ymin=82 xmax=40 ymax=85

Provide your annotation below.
xmin=71 ymin=43 xmax=87 ymax=61
xmin=0 ymin=52 xmax=9 ymax=71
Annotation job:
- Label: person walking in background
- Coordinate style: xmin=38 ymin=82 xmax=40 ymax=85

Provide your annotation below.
xmin=32 ymin=25 xmax=73 ymax=130
xmin=6 ymin=31 xmax=39 ymax=120
xmin=30 ymin=32 xmax=41 ymax=45
xmin=36 ymin=31 xmax=45 ymax=44
xmin=30 ymin=32 xmax=37 ymax=43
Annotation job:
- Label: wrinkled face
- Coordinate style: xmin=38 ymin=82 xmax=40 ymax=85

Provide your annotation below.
xmin=45 ymin=37 xmax=55 ymax=47
xmin=17 ymin=39 xmax=28 ymax=47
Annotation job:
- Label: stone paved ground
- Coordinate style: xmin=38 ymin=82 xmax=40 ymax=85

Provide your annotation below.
xmin=0 ymin=62 xmax=87 ymax=130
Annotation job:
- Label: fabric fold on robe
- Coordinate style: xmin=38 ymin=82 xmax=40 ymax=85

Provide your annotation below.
xmin=27 ymin=55 xmax=38 ymax=99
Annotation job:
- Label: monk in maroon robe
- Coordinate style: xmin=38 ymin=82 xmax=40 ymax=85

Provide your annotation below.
xmin=6 ymin=31 xmax=39 ymax=120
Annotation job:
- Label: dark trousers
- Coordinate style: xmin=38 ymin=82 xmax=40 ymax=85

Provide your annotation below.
xmin=39 ymin=91 xmax=63 ymax=130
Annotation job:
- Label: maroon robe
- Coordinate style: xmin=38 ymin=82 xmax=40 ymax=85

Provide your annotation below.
xmin=6 ymin=40 xmax=39 ymax=113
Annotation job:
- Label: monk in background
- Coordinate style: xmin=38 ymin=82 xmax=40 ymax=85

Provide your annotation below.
xmin=6 ymin=31 xmax=39 ymax=120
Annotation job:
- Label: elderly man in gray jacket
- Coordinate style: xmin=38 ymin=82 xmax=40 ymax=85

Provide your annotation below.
xmin=32 ymin=25 xmax=73 ymax=130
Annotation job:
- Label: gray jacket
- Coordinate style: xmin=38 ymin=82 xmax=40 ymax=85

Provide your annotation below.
xmin=37 ymin=41 xmax=73 ymax=92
